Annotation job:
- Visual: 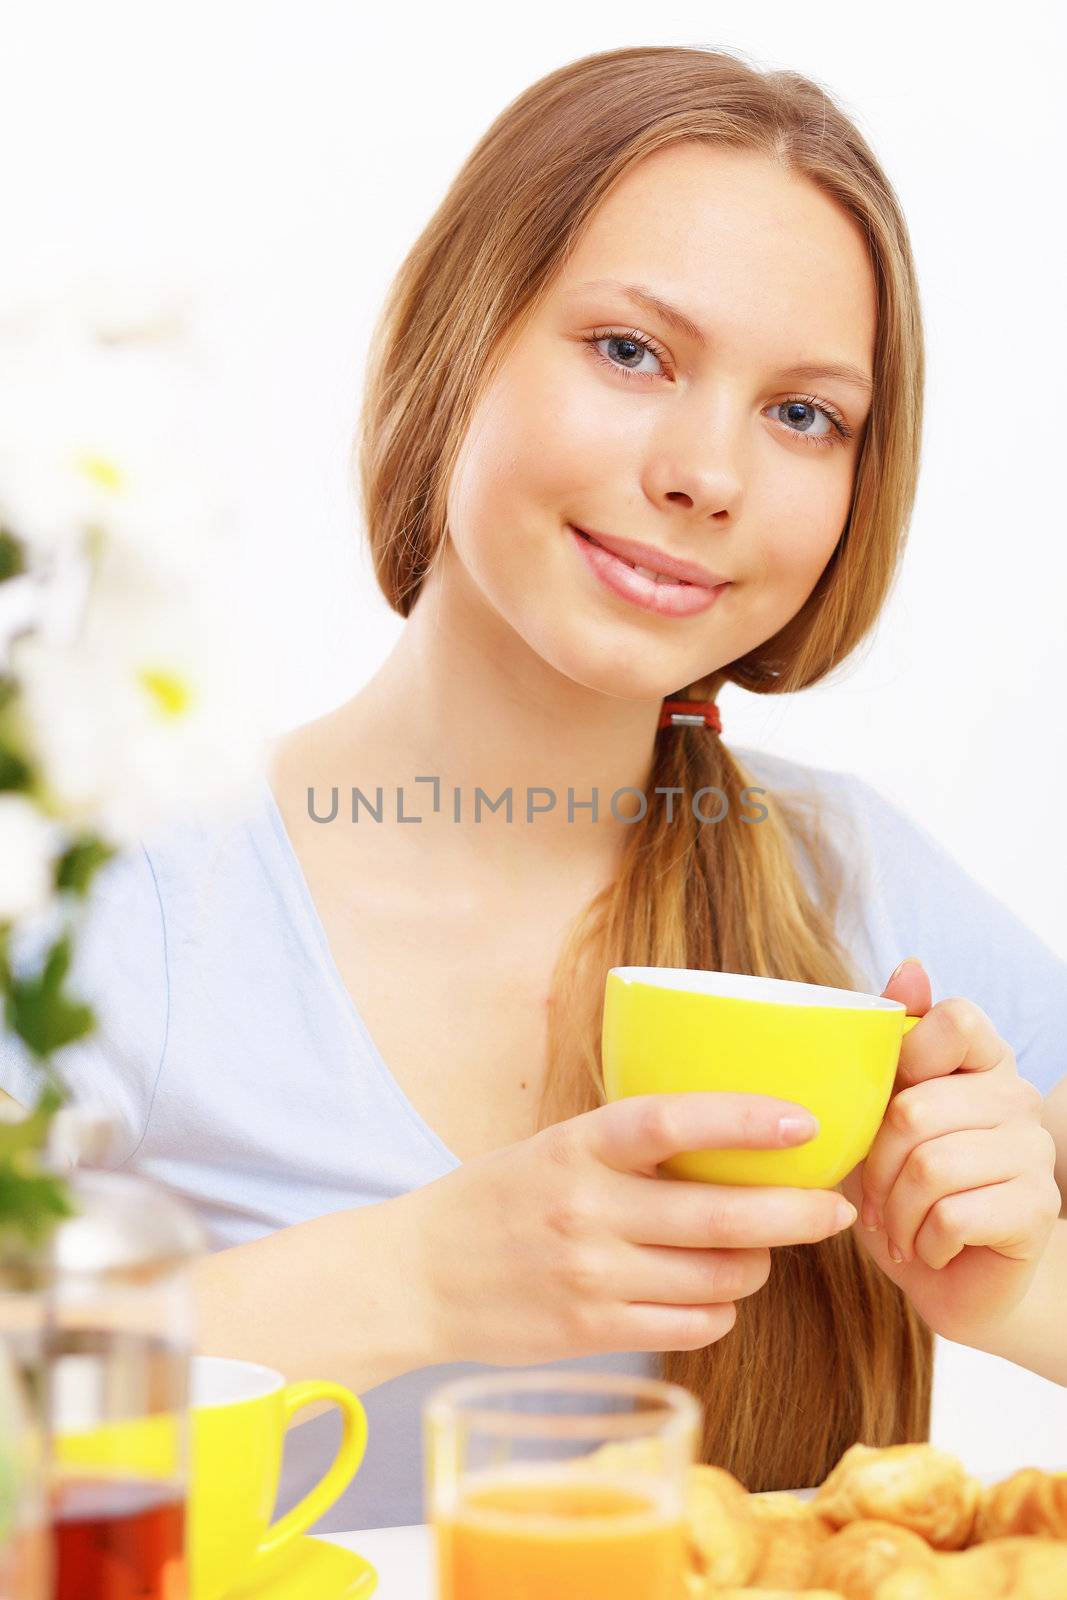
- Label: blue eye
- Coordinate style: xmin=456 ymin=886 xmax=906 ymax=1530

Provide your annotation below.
xmin=582 ymin=328 xmax=854 ymax=448
xmin=592 ymin=331 xmax=664 ymax=376
xmin=773 ymin=399 xmax=837 ymax=445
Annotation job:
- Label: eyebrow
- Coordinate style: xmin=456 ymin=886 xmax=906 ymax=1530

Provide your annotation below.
xmin=569 ymin=278 xmax=874 ymax=395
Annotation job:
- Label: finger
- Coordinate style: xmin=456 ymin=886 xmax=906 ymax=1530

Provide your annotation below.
xmin=880 ymin=1127 xmax=1027 ymax=1262
xmin=881 ymin=958 xmax=932 ymax=1017
xmin=860 ymin=1071 xmax=1026 ymax=1228
xmin=912 ymin=1175 xmax=1055 ymax=1270
xmin=584 ymin=1093 xmax=819 ymax=1176
xmin=609 ymin=1170 xmax=856 ymax=1248
xmin=614 ymin=1298 xmax=739 ymax=1354
xmin=893 ymin=997 xmax=1006 ymax=1090
xmin=618 ymin=1242 xmax=771 ymax=1306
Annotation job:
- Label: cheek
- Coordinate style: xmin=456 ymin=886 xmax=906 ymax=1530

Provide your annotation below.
xmin=549 ymin=358 xmax=646 ymax=479
xmin=758 ymin=462 xmax=853 ymax=588
xmin=448 ymin=351 xmax=605 ymax=559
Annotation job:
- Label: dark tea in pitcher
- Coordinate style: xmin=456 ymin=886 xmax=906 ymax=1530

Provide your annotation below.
xmin=52 ymin=1477 xmax=186 ymax=1600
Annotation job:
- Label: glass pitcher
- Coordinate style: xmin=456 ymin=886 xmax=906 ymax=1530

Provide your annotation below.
xmin=44 ymin=1111 xmax=205 ymax=1600
xmin=0 ymin=1243 xmax=48 ymax=1600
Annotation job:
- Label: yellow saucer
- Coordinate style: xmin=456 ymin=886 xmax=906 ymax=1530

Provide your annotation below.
xmin=224 ymin=1535 xmax=377 ymax=1598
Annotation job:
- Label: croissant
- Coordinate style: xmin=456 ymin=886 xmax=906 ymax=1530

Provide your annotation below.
xmin=930 ymin=1535 xmax=1067 ymax=1599
xmin=572 ymin=1437 xmax=669 ymax=1476
xmin=592 ymin=1440 xmax=1067 ymax=1600
xmin=684 ymin=1463 xmax=761 ymax=1590
xmin=746 ymin=1496 xmax=834 ymax=1588
xmin=972 ymin=1467 xmax=1067 ymax=1541
xmin=748 ymin=1493 xmax=813 ymax=1521
xmin=812 ymin=1443 xmax=979 ymax=1549
xmin=868 ymin=1571 xmax=950 ymax=1600
xmin=711 ymin=1591 xmax=847 ymax=1599
xmin=811 ymin=1518 xmax=936 ymax=1599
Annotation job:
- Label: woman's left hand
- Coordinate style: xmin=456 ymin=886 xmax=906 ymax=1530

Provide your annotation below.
xmin=841 ymin=959 xmax=1060 ymax=1346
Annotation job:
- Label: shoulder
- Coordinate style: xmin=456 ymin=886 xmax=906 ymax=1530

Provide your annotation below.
xmin=732 ymin=741 xmax=878 ymax=813
xmin=730 ymin=743 xmax=944 ymax=888
xmin=729 ymin=743 xmax=883 ymax=915
xmin=0 ymin=840 xmax=168 ymax=1135
xmin=731 ymin=745 xmax=1067 ymax=1099
xmin=0 ymin=774 xmax=277 ymax=1142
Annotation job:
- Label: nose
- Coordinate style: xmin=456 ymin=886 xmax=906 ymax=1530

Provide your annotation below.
xmin=643 ymin=401 xmax=745 ymax=522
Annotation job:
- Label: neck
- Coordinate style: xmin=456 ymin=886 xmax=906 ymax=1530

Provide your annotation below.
xmin=308 ymin=549 xmax=677 ymax=877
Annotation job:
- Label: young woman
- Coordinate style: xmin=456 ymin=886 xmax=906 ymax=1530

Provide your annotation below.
xmin=3 ymin=45 xmax=1065 ymax=1533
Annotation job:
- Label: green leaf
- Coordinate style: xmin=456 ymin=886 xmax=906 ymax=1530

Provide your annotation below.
xmin=0 ymin=1081 xmax=63 ymax=1160
xmin=4 ymin=934 xmax=95 ymax=1059
xmin=0 ymin=1168 xmax=74 ymax=1245
xmin=0 ymin=528 xmax=26 ymax=583
xmin=0 ymin=680 xmax=34 ymax=793
xmin=55 ymin=836 xmax=117 ymax=897
xmin=0 ymin=1082 xmax=75 ymax=1250
xmin=0 ymin=738 xmax=32 ymax=794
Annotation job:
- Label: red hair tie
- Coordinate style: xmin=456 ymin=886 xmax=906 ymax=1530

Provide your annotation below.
xmin=657 ymin=698 xmax=722 ymax=733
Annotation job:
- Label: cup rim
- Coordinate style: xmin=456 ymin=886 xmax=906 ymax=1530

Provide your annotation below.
xmin=609 ymin=967 xmax=905 ymax=1014
xmin=424 ymin=1370 xmax=701 ymax=1441
xmin=190 ymin=1354 xmax=285 ymax=1410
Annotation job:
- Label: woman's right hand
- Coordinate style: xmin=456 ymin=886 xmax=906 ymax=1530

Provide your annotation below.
xmin=397 ymin=1093 xmax=857 ymax=1367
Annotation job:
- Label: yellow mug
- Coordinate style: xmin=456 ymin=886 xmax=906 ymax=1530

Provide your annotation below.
xmin=54 ymin=1354 xmax=368 ymax=1600
xmin=189 ymin=1355 xmax=367 ymax=1598
xmin=602 ymin=967 xmax=921 ymax=1188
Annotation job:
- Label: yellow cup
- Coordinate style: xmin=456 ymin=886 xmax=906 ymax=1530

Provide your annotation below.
xmin=602 ymin=967 xmax=920 ymax=1188
xmin=189 ymin=1355 xmax=367 ymax=1598
xmin=54 ymin=1354 xmax=368 ymax=1600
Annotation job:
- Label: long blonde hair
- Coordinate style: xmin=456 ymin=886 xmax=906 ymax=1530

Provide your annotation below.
xmin=357 ymin=44 xmax=931 ymax=1490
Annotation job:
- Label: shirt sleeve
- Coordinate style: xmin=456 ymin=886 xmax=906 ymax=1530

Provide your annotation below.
xmin=835 ymin=775 xmax=1067 ymax=1100
xmin=0 ymin=843 xmax=169 ymax=1160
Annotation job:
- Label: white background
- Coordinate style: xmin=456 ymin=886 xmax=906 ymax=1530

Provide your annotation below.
xmin=4 ymin=0 xmax=1064 ymax=1479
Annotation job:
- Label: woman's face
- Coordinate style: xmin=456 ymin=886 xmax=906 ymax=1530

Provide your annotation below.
xmin=443 ymin=141 xmax=878 ymax=702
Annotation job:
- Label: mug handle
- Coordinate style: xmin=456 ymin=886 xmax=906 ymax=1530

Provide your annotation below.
xmin=251 ymin=1380 xmax=368 ymax=1569
xmin=901 ymin=1015 xmax=921 ymax=1037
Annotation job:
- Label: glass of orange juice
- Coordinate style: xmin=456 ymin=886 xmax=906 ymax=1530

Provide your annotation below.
xmin=426 ymin=1371 xmax=700 ymax=1600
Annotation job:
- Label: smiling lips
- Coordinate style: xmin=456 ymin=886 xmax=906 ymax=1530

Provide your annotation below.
xmin=572 ymin=524 xmax=729 ymax=587
xmin=569 ymin=523 xmax=731 ymax=619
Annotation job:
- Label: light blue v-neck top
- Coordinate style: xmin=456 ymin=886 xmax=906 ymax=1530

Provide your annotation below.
xmin=3 ymin=745 xmax=1065 ymax=1530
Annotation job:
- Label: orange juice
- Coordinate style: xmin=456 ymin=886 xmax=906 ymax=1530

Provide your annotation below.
xmin=435 ymin=1473 xmax=687 ymax=1600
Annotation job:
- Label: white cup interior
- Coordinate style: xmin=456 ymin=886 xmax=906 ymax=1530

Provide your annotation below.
xmin=190 ymin=1354 xmax=284 ymax=1409
xmin=611 ymin=967 xmax=903 ymax=1013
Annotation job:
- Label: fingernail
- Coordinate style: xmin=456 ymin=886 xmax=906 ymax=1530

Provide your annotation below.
xmin=860 ymin=1199 xmax=881 ymax=1231
xmin=777 ymin=1113 xmax=819 ymax=1145
xmin=888 ymin=957 xmax=922 ymax=983
xmin=887 ymin=1241 xmax=904 ymax=1264
xmin=834 ymin=1199 xmax=858 ymax=1229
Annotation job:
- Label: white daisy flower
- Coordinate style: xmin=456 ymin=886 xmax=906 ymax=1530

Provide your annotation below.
xmin=0 ymin=793 xmax=58 ymax=923
xmin=0 ymin=274 xmax=270 ymax=850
